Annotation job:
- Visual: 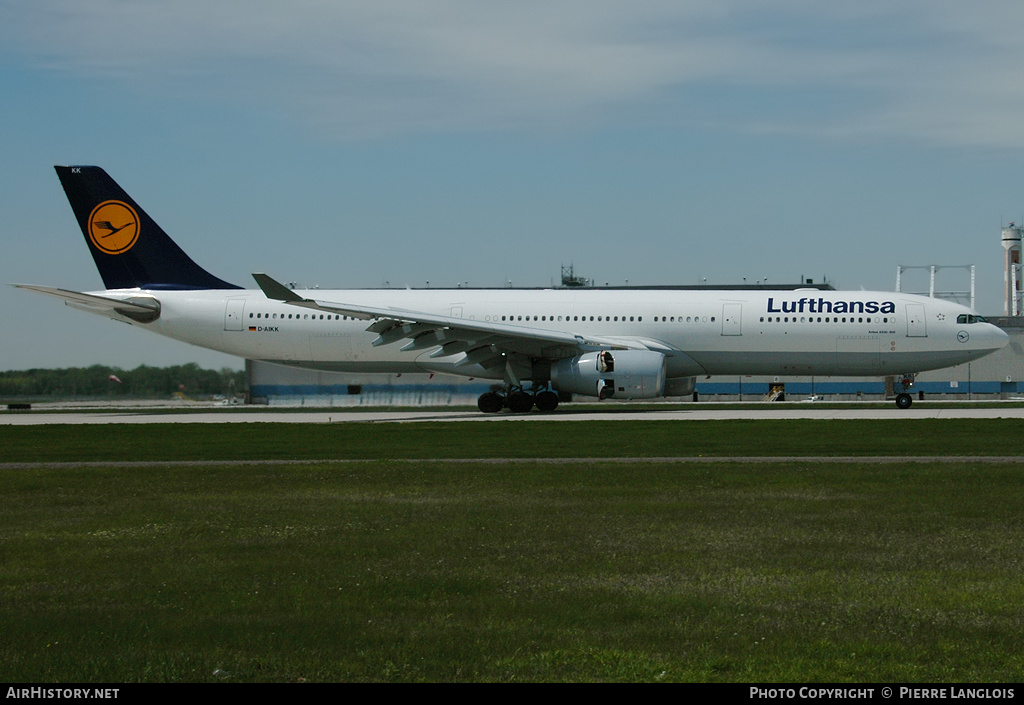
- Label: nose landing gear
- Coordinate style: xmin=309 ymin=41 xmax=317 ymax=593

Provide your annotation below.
xmin=892 ymin=374 xmax=917 ymax=409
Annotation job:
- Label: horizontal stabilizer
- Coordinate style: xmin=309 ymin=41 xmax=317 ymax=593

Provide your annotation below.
xmin=13 ymin=284 xmax=161 ymax=323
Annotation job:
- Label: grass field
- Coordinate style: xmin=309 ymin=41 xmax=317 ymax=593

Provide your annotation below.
xmin=2 ymin=417 xmax=1023 ymax=461
xmin=1 ymin=420 xmax=1023 ymax=682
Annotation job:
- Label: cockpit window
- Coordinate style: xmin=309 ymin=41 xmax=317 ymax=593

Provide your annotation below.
xmin=957 ymin=314 xmax=987 ymax=324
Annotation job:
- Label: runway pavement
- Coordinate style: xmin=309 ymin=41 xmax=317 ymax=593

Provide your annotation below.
xmin=4 ymin=402 xmax=1024 ymax=424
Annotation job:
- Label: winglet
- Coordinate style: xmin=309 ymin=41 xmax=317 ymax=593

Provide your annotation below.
xmin=252 ymin=273 xmax=305 ymax=302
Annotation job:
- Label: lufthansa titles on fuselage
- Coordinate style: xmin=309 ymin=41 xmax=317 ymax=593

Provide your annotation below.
xmin=766 ymin=297 xmax=896 ymax=315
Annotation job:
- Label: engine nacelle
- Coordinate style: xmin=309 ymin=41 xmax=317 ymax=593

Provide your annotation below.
xmin=550 ymin=349 xmax=666 ymax=400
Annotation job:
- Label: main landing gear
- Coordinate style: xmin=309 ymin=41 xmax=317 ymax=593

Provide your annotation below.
xmin=477 ymin=387 xmax=559 ymax=414
xmin=478 ymin=357 xmax=559 ymax=414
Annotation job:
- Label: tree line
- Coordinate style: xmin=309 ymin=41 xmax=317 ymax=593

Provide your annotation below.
xmin=0 ymin=364 xmax=245 ymax=399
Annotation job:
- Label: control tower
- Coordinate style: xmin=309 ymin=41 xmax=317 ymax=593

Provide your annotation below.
xmin=1003 ymin=223 xmax=1022 ymax=316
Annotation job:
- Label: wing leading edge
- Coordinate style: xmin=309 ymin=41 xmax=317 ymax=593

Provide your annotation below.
xmin=252 ymin=273 xmax=674 ymax=370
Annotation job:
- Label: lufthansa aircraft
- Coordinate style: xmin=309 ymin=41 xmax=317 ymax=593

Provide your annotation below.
xmin=16 ymin=166 xmax=1009 ymax=411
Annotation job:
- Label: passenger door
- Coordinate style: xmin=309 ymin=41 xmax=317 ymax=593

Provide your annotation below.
xmin=906 ymin=304 xmax=927 ymax=337
xmin=224 ymin=298 xmax=246 ymax=331
xmin=722 ymin=303 xmax=742 ymax=336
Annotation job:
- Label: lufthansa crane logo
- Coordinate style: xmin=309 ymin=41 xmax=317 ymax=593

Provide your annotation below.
xmin=88 ymin=200 xmax=140 ymax=255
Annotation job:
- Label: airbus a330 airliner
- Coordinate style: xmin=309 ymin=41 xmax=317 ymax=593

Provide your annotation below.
xmin=15 ymin=166 xmax=1009 ymax=411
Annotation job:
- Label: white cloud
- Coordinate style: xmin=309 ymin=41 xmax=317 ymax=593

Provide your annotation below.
xmin=7 ymin=0 xmax=1024 ymax=145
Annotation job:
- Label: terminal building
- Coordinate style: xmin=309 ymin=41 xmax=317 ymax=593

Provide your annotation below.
xmin=245 ymin=237 xmax=1024 ymax=405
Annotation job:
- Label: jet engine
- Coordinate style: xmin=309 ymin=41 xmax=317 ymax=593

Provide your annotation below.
xmin=550 ymin=349 xmax=666 ymax=400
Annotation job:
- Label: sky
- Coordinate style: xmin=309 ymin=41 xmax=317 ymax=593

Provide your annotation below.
xmin=3 ymin=0 xmax=1024 ymax=371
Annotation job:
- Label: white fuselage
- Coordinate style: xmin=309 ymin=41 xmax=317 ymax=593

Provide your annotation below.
xmin=86 ymin=287 xmax=1009 ymax=383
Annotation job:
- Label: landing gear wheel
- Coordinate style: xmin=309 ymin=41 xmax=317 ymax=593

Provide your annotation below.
xmin=507 ymin=391 xmax=534 ymax=413
xmin=477 ymin=392 xmax=504 ymax=414
xmin=535 ymin=390 xmax=559 ymax=412
xmin=895 ymin=393 xmax=913 ymax=410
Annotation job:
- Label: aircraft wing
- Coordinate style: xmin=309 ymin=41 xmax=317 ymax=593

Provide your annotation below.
xmin=13 ymin=284 xmax=161 ymax=323
xmin=253 ymin=273 xmax=667 ymax=368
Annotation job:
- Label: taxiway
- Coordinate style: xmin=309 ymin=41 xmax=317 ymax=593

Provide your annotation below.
xmin=4 ymin=403 xmax=1024 ymax=425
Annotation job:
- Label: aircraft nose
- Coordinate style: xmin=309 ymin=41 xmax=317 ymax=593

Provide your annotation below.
xmin=988 ymin=324 xmax=1009 ymax=350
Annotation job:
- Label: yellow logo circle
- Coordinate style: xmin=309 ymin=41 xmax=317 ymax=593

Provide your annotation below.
xmin=88 ymin=201 xmax=140 ymax=255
